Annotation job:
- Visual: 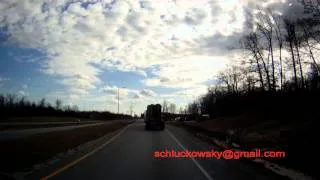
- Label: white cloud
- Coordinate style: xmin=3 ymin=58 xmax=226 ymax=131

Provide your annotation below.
xmin=98 ymin=85 xmax=161 ymax=113
xmin=18 ymin=90 xmax=29 ymax=96
xmin=132 ymin=92 xmax=142 ymax=99
xmin=0 ymin=77 xmax=9 ymax=82
xmin=46 ymin=90 xmax=78 ymax=101
xmin=143 ymin=56 xmax=229 ymax=88
xmin=0 ymin=0 xmax=295 ymax=113
xmin=0 ymin=0 xmax=246 ymax=80
xmin=140 ymin=89 xmax=156 ymax=97
xmin=102 ymin=86 xmax=130 ymax=96
xmin=0 ymin=77 xmax=9 ymax=88
xmin=175 ymin=85 xmax=208 ymax=98
xmin=22 ymin=84 xmax=28 ymax=89
xmin=101 ymin=85 xmax=157 ymax=99
xmin=154 ymin=85 xmax=209 ymax=107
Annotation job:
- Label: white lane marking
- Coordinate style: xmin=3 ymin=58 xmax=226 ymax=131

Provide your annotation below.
xmin=166 ymin=128 xmax=214 ymax=180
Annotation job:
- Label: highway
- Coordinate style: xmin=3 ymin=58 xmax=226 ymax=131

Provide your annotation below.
xmin=34 ymin=120 xmax=287 ymax=180
xmin=0 ymin=122 xmax=107 ymax=141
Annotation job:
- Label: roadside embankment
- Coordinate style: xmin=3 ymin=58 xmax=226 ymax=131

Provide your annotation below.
xmin=171 ymin=118 xmax=316 ymax=180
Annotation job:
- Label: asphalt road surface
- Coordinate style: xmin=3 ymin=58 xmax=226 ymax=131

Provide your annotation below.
xmin=0 ymin=122 xmax=106 ymax=141
xmin=37 ymin=120 xmax=287 ymax=180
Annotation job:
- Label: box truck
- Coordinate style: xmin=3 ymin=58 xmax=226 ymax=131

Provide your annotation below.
xmin=144 ymin=104 xmax=164 ymax=130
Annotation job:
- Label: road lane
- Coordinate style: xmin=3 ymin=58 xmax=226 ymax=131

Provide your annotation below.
xmin=0 ymin=122 xmax=106 ymax=141
xmin=47 ymin=121 xmax=208 ymax=180
xmin=0 ymin=121 xmax=103 ymax=126
xmin=39 ymin=121 xmax=288 ymax=180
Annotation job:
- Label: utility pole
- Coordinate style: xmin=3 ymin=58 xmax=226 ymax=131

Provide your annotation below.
xmin=117 ymin=87 xmax=119 ymax=114
xmin=117 ymin=86 xmax=126 ymax=114
xmin=130 ymin=103 xmax=133 ymax=117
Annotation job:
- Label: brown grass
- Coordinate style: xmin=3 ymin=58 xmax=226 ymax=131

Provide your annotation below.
xmin=176 ymin=116 xmax=315 ymax=149
xmin=174 ymin=118 xmax=317 ymax=176
xmin=0 ymin=121 xmax=129 ymax=173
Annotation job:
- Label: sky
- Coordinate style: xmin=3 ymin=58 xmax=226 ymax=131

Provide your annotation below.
xmin=0 ymin=0 xmax=302 ymax=114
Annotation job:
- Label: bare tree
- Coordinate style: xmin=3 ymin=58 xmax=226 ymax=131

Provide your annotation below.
xmin=188 ymin=101 xmax=200 ymax=115
xmin=302 ymin=0 xmax=320 ymax=19
xmin=162 ymin=100 xmax=168 ymax=113
xmin=243 ymin=33 xmax=265 ymax=89
xmin=72 ymin=105 xmax=79 ymax=112
xmin=257 ymin=12 xmax=276 ymax=90
xmin=218 ymin=64 xmax=245 ymax=93
xmin=284 ymin=18 xmax=299 ymax=89
xmin=38 ymin=98 xmax=46 ymax=108
xmin=55 ymin=99 xmax=62 ymax=110
xmin=272 ymin=14 xmax=284 ymax=90
xmin=305 ymin=32 xmax=320 ymax=73
xmin=64 ymin=105 xmax=72 ymax=112
xmin=169 ymin=103 xmax=176 ymax=114
xmin=0 ymin=94 xmax=4 ymax=107
xmin=240 ymin=64 xmax=257 ymax=92
xmin=293 ymin=24 xmax=305 ymax=88
xmin=179 ymin=107 xmax=184 ymax=114
xmin=19 ymin=96 xmax=26 ymax=107
xmin=46 ymin=102 xmax=52 ymax=108
xmin=300 ymin=19 xmax=320 ymax=74
xmin=217 ymin=71 xmax=232 ymax=92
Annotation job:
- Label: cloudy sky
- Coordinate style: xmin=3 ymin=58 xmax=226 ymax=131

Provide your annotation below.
xmin=0 ymin=0 xmax=300 ymax=114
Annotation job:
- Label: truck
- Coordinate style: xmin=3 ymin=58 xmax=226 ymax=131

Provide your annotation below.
xmin=144 ymin=104 xmax=165 ymax=130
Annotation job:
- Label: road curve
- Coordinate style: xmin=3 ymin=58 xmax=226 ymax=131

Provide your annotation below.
xmin=33 ymin=120 xmax=287 ymax=180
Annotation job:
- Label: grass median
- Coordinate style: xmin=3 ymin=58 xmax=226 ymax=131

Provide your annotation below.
xmin=0 ymin=121 xmax=130 ymax=174
xmin=0 ymin=116 xmax=103 ymax=131
xmin=0 ymin=122 xmax=101 ymax=131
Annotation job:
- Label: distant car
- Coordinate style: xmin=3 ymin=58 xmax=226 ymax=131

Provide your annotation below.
xmin=174 ymin=117 xmax=185 ymax=121
xmin=201 ymin=114 xmax=210 ymax=121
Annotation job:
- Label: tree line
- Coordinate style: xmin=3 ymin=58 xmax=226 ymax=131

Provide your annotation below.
xmin=186 ymin=2 xmax=320 ymax=120
xmin=0 ymin=94 xmax=132 ymax=121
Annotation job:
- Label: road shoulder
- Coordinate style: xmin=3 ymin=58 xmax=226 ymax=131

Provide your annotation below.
xmin=0 ymin=121 xmax=133 ymax=179
xmin=166 ymin=124 xmax=291 ymax=180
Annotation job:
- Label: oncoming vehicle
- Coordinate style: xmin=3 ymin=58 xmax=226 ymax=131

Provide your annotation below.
xmin=144 ymin=104 xmax=164 ymax=130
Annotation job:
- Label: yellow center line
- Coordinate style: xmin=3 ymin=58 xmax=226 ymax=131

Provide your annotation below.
xmin=41 ymin=124 xmax=131 ymax=180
